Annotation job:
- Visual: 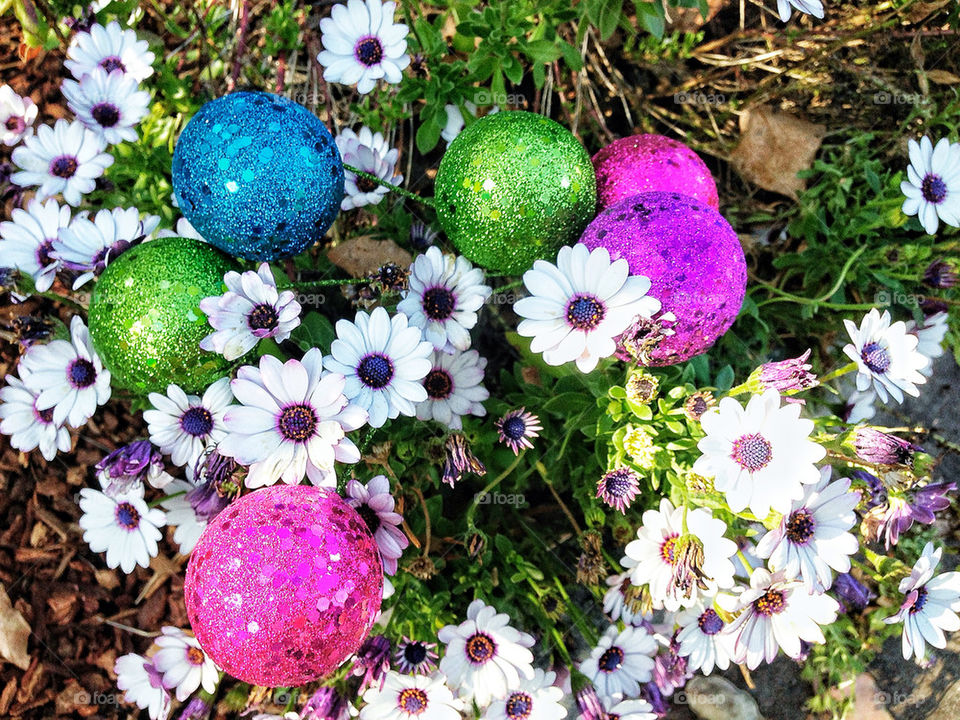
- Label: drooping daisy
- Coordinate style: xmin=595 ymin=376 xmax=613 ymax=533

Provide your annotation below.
xmin=360 ymin=671 xmax=461 ymax=720
xmin=159 ymin=479 xmax=207 ymax=555
xmin=416 ymin=349 xmax=489 ymax=429
xmin=152 ymin=626 xmax=220 ymax=702
xmin=317 ymin=0 xmax=410 ymax=95
xmin=441 ymin=432 xmax=486 ymax=487
xmin=336 ymin=126 xmax=403 ymax=210
xmin=19 ymin=315 xmax=111 ymax=428
xmin=115 ymin=654 xmax=172 ymax=720
xmin=596 ymin=467 xmax=642 ymax=514
xmin=0 ymin=375 xmax=72 ymax=461
xmin=727 ymin=568 xmax=839 ymax=669
xmin=579 ymin=625 xmax=657 ymax=698
xmin=483 ymin=669 xmax=567 ymax=720
xmin=78 ymin=486 xmax=165 ymax=573
xmin=843 ymin=308 xmax=929 ymax=403
xmin=675 ymin=596 xmax=736 ymax=675
xmin=515 ymin=244 xmax=661 ymax=373
xmin=0 ymin=198 xmax=70 ymax=292
xmin=0 ymin=84 xmax=37 ymax=146
xmin=693 ymin=388 xmax=826 ymax=519
xmin=352 ymin=635 xmax=392 ymax=691
xmin=901 ymin=136 xmax=960 ymax=235
xmin=908 ymin=311 xmax=949 ymax=376
xmin=143 ymin=379 xmax=233 ymax=469
xmin=65 ymin=21 xmax=156 ymax=82
xmin=11 ymin=119 xmax=113 ymax=206
xmin=326 ymin=306 xmax=432 ymax=428
xmin=199 ymin=262 xmax=302 ymax=361
xmin=61 ymin=67 xmax=151 ymax=144
xmin=345 ymin=474 xmax=409 ymax=575
xmin=218 ymin=348 xmax=368 ymax=487
xmin=437 ymin=599 xmax=536 ymax=707
xmin=883 ymin=542 xmax=960 ymax=661
xmin=599 ymin=697 xmax=657 ymax=720
xmin=395 ymin=638 xmax=439 ymax=675
xmin=852 ymin=427 xmax=919 ymax=466
xmin=495 ymin=408 xmax=541 ymax=454
xmin=604 ymin=566 xmax=648 ymax=626
xmin=776 ymin=0 xmax=824 ymax=23
xmin=861 ymin=476 xmax=955 ymax=550
xmin=397 ymin=246 xmax=492 ymax=354
xmin=96 ymin=440 xmax=174 ymax=494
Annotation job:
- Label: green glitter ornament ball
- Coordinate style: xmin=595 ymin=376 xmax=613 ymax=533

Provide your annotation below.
xmin=434 ymin=111 xmax=597 ymax=275
xmin=88 ymin=237 xmax=240 ymax=395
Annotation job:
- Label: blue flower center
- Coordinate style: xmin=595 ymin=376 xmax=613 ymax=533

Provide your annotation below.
xmin=99 ymin=56 xmax=126 ymax=73
xmin=465 ymin=633 xmax=496 ymax=664
xmin=598 ymin=646 xmax=624 ymax=673
xmin=68 ymin=358 xmax=96 ymax=388
xmin=785 ymin=508 xmax=816 ymax=544
xmin=921 ymin=174 xmax=947 ymax=204
xmin=698 ymin=608 xmax=724 ymax=635
xmin=115 ymin=501 xmax=140 ymax=530
xmin=403 ymin=642 xmax=428 ymax=665
xmin=753 ymin=589 xmax=787 ymax=616
xmin=398 ymin=688 xmax=428 ymax=715
xmin=248 ymin=303 xmax=279 ymax=331
xmin=423 ymin=369 xmax=452 ymax=399
xmin=50 ymin=155 xmax=78 ymax=179
xmin=505 ymin=692 xmax=533 ymax=720
xmin=502 ymin=416 xmax=526 ymax=440
xmin=861 ymin=341 xmax=891 ymax=374
xmin=354 ymin=36 xmax=384 ymax=67
xmin=278 ymin=404 xmax=317 ymax=442
xmin=565 ymin=295 xmax=605 ymax=330
xmin=601 ymin=469 xmax=637 ymax=498
xmin=910 ymin=586 xmax=929 ymax=614
xmin=422 ymin=287 xmax=456 ymax=320
xmin=91 ymin=102 xmax=120 ymax=128
xmin=731 ymin=432 xmax=773 ymax=472
xmin=358 ymin=353 xmax=394 ymax=389
xmin=180 ymin=406 xmax=214 ymax=437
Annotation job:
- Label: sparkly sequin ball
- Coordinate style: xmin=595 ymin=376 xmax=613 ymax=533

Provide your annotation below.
xmin=87 ymin=236 xmax=238 ymax=394
xmin=172 ymin=91 xmax=344 ymax=261
xmin=578 ymin=191 xmax=746 ymax=366
xmin=592 ymin=134 xmax=719 ymax=211
xmin=434 ymin=110 xmax=596 ymax=275
xmin=184 ymin=485 xmax=383 ymax=687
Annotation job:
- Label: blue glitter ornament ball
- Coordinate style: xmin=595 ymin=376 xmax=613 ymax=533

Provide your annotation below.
xmin=172 ymin=91 xmax=344 ymax=261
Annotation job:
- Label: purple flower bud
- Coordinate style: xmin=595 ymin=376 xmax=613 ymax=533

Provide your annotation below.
xmin=641 ymin=682 xmax=669 ymax=717
xmin=350 ymin=635 xmax=391 ymax=692
xmin=188 ymin=450 xmax=240 ymax=521
xmin=96 ymin=440 xmax=169 ymax=494
xmin=441 ymin=433 xmax=486 ymax=487
xmin=908 ymin=481 xmax=955 ymax=525
xmin=832 ymin=572 xmax=875 ymax=613
xmin=923 ymin=260 xmax=958 ymax=289
xmin=177 ymin=697 xmax=210 ymax=720
xmin=750 ymin=349 xmax=819 ymax=393
xmin=852 ymin=428 xmax=919 ymax=466
xmin=301 ymin=686 xmax=350 ymax=720
xmin=652 ymin=639 xmax=690 ymax=696
xmin=575 ymin=686 xmax=605 ymax=720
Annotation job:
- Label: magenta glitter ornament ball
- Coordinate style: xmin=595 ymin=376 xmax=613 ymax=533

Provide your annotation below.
xmin=592 ymin=134 xmax=719 ymax=211
xmin=184 ymin=485 xmax=383 ymax=686
xmin=578 ymin=191 xmax=746 ymax=366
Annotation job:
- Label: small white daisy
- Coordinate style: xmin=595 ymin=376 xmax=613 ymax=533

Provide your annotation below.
xmin=78 ymin=486 xmax=165 ymax=573
xmin=598 ymin=697 xmax=656 ymax=720
xmin=437 ymin=599 xmax=536 ymax=708
xmin=360 ymin=671 xmax=462 ymax=720
xmin=397 ymin=246 xmax=492 ymax=354
xmin=693 ymin=388 xmax=826 ymax=519
xmin=603 ymin=562 xmax=647 ymax=626
xmin=62 ymin=67 xmax=151 ymax=145
xmin=345 ymin=474 xmax=409 ymax=575
xmin=159 ymin=479 xmax=207 ymax=555
xmin=336 ymin=126 xmax=403 ymax=210
xmin=19 ymin=316 xmax=111 ymax=428
xmin=675 ymin=596 xmax=737 ymax=675
xmin=483 ymin=669 xmax=567 ymax=720
xmin=115 ymin=654 xmax=172 ymax=720
xmin=152 ymin=626 xmax=220 ymax=702
xmin=884 ymin=542 xmax=960 ymax=661
xmin=515 ymin=244 xmax=661 ymax=373
xmin=0 ymin=198 xmax=70 ymax=292
xmin=0 ymin=84 xmax=38 ymax=146
xmin=218 ymin=348 xmax=368 ymax=488
xmin=0 ymin=374 xmax=72 ymax=461
xmin=901 ymin=136 xmax=960 ymax=235
xmin=842 ymin=308 xmax=929 ymax=404
xmin=143 ymin=378 xmax=233 ymax=470
xmin=844 ymin=384 xmax=878 ymax=424
xmin=199 ymin=262 xmax=302 ymax=361
xmin=440 ymin=102 xmax=499 ymax=145
xmin=579 ymin=625 xmax=657 ymax=699
xmin=65 ymin=21 xmax=155 ymax=82
xmin=908 ymin=311 xmax=949 ymax=376
xmin=776 ymin=0 xmax=824 ymax=23
xmin=317 ymin=0 xmax=410 ymax=95
xmin=54 ymin=206 xmax=160 ymax=288
xmin=416 ymin=349 xmax=489 ymax=430
xmin=11 ymin=119 xmax=113 ymax=206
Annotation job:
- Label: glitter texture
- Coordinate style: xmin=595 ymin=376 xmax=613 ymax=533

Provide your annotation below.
xmin=592 ymin=134 xmax=718 ymax=211
xmin=183 ymin=485 xmax=383 ymax=687
xmin=172 ymin=91 xmax=344 ymax=261
xmin=87 ymin=236 xmax=238 ymax=394
xmin=578 ymin=191 xmax=746 ymax=366
xmin=434 ymin=111 xmax=596 ymax=275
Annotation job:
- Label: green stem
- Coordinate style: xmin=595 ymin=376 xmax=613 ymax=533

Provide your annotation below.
xmin=148 ymin=490 xmax=184 ymax=508
xmin=752 ymin=244 xmax=871 ymax=309
xmin=819 ymin=361 xmax=858 ymax=385
xmin=283 ymin=277 xmax=370 ymax=289
xmin=553 ymin=577 xmax=600 ymax=647
xmin=343 ymin=163 xmax=435 ymax=208
xmin=465 ymin=452 xmax=525 ymax=529
xmin=737 ymin=549 xmax=754 ymax=574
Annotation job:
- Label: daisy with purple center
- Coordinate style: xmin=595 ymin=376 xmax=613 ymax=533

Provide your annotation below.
xmin=61 ymin=67 xmax=151 ymax=145
xmin=843 ymin=308 xmax=929 ymax=404
xmin=0 ymin=198 xmax=70 ymax=292
xmin=579 ymin=625 xmax=657 ymax=698
xmin=675 ymin=596 xmax=737 ymax=675
xmin=597 ymin=467 xmax=642 ymax=514
xmin=152 ymin=626 xmax=220 ymax=702
xmin=514 ymin=244 xmax=661 ymax=373
xmin=0 ymin=84 xmax=37 ymax=146
xmin=360 ymin=671 xmax=462 ymax=720
xmin=395 ymin=638 xmax=439 ymax=675
xmin=900 ymin=135 xmax=960 ymax=235
xmin=482 ymin=669 xmax=567 ymax=720
xmin=143 ymin=378 xmax=234 ymax=470
xmin=336 ymin=126 xmax=403 ymax=210
xmin=115 ymin=654 xmax=171 ymax=720
xmin=495 ymin=408 xmax=542 ymax=455
xmin=416 ymin=349 xmax=489 ymax=429
xmin=65 ymin=21 xmax=155 ymax=82
xmin=345 ymin=474 xmax=409 ymax=575
xmin=0 ymin=374 xmax=72 ymax=461
xmin=78 ymin=485 xmax=165 ymax=573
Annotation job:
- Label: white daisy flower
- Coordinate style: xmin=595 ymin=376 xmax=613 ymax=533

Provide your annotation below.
xmin=336 ymin=126 xmax=403 ymax=210
xmin=900 ymin=136 xmax=960 ymax=235
xmin=65 ymin=21 xmax=155 ymax=82
xmin=325 ymin=306 xmax=432 ymax=428
xmin=143 ymin=378 xmax=233 ymax=470
xmin=437 ymin=599 xmax=536 ymax=708
xmin=776 ymin=0 xmax=824 ymax=23
xmin=598 ymin=697 xmax=656 ymax=720
xmin=11 ymin=119 xmax=113 ymax=206
xmin=61 ymin=67 xmax=151 ymax=145
xmin=345 ymin=474 xmax=409 ymax=575
xmin=908 ymin=311 xmax=949 ymax=376
xmin=360 ymin=671 xmax=462 ymax=720
xmin=0 ymin=375 xmax=72 ymax=461
xmin=623 ymin=498 xmax=738 ymax=611
xmin=152 ymin=626 xmax=220 ymax=702
xmin=693 ymin=388 xmax=826 ymax=519
xmin=514 ymin=244 xmax=661 ymax=373
xmin=317 ymin=0 xmax=410 ymax=95
xmin=218 ymin=348 xmax=368 ymax=488
xmin=603 ymin=562 xmax=647 ymax=626
xmin=78 ymin=486 xmax=165 ymax=573
xmin=156 ymin=216 xmax=205 ymax=241
xmin=0 ymin=198 xmax=70 ymax=292
xmin=416 ymin=349 xmax=489 ymax=430
xmin=19 ymin=316 xmax=111 ymax=428
xmin=115 ymin=654 xmax=172 ymax=720
xmin=883 ymin=542 xmax=960 ymax=661
xmin=755 ymin=469 xmax=860 ymax=593
xmin=727 ymin=568 xmax=839 ymax=670
xmin=579 ymin=625 xmax=657 ymax=699
xmin=0 ymin=84 xmax=38 ymax=146
xmin=482 ymin=669 xmax=566 ymax=720
xmin=199 ymin=262 xmax=302 ymax=362
xmin=159 ymin=479 xmax=206 ymax=555
xmin=397 ymin=246 xmax=492 ymax=354
xmin=675 ymin=596 xmax=737 ymax=675
xmin=844 ymin=385 xmax=878 ymax=424
xmin=440 ymin=102 xmax=499 ymax=145
xmin=54 ymin=206 xmax=160 ymax=288
xmin=842 ymin=308 xmax=929 ymax=404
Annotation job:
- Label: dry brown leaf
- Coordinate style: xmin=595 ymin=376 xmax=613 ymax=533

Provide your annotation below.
xmin=0 ymin=584 xmax=32 ymax=670
xmin=326 ymin=236 xmax=413 ymax=278
xmin=927 ymin=69 xmax=960 ymax=85
xmin=729 ymin=106 xmax=826 ymax=200
xmin=906 ymin=0 xmax=953 ymax=24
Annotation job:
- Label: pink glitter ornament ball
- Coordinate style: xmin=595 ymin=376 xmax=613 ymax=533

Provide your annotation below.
xmin=184 ymin=485 xmax=383 ymax=686
xmin=592 ymin=134 xmax=719 ymax=211
xmin=578 ymin=191 xmax=746 ymax=366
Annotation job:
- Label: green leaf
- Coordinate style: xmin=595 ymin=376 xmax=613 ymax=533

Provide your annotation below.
xmin=523 ymin=39 xmax=563 ymax=64
xmin=416 ymin=117 xmax=442 ymax=154
xmin=290 ymin=312 xmax=335 ymax=353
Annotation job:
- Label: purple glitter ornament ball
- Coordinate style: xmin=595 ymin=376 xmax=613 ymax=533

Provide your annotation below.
xmin=578 ymin=191 xmax=746 ymax=366
xmin=184 ymin=485 xmax=383 ymax=686
xmin=592 ymin=134 xmax=719 ymax=211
